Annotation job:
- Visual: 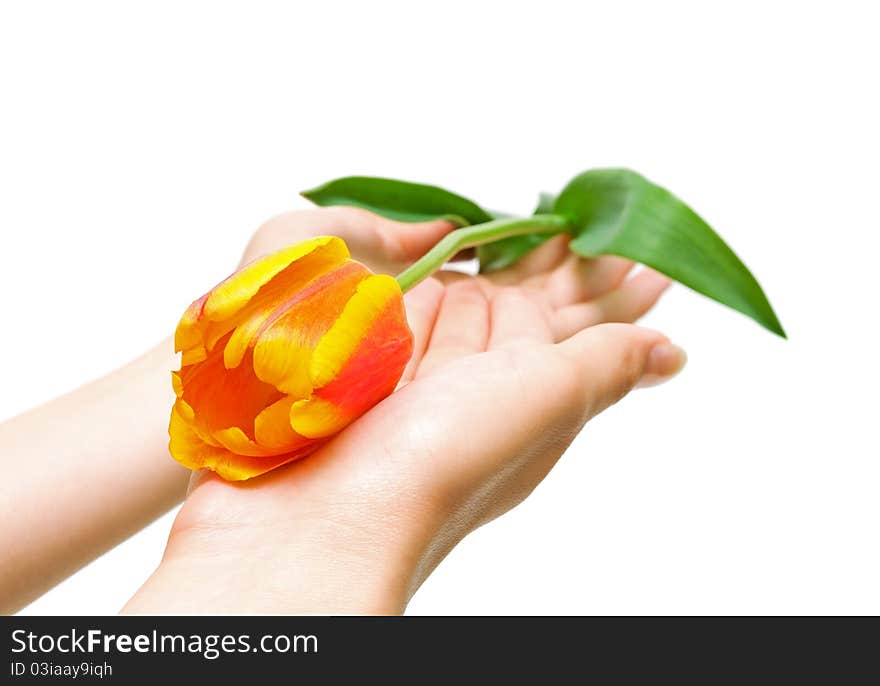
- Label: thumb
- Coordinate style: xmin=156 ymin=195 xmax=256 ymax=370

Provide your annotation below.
xmin=556 ymin=323 xmax=687 ymax=417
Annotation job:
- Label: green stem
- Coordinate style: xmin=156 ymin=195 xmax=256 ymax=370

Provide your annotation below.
xmin=395 ymin=213 xmax=571 ymax=292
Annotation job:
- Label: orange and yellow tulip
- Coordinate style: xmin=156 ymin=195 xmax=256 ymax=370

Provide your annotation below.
xmin=169 ymin=236 xmax=413 ymax=480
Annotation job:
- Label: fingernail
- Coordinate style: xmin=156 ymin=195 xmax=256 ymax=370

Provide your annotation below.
xmin=642 ymin=342 xmax=687 ymax=386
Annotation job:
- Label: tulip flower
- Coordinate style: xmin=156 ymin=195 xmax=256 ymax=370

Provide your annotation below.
xmin=170 ymin=236 xmax=413 ymax=480
xmin=171 ymin=167 xmax=784 ymax=481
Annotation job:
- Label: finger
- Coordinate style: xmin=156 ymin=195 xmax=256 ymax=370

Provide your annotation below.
xmin=638 ymin=344 xmax=688 ymax=388
xmin=433 ymin=270 xmax=506 ymax=309
xmin=372 ymin=215 xmax=459 ymax=264
xmin=486 ymin=235 xmax=572 ymax=285
xmin=303 ymin=206 xmax=456 ymax=262
xmin=432 ymin=270 xmax=477 ymax=286
xmin=415 ymin=279 xmax=490 ymax=377
xmin=487 ymin=288 xmax=555 ymax=349
xmin=556 ymin=323 xmax=686 ymax=416
xmin=552 ymin=269 xmax=671 ymax=340
xmin=544 ymin=254 xmax=635 ymax=307
xmin=400 ymin=278 xmax=445 ymax=383
xmin=247 ymin=207 xmax=456 ymax=273
xmin=248 ymin=207 xmax=389 ymax=254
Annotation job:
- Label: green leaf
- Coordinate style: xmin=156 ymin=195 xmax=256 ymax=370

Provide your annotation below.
xmin=554 ymin=168 xmax=785 ymax=337
xmin=301 ymin=176 xmax=493 ymax=226
xmin=477 ymin=192 xmax=559 ymax=272
xmin=533 ymin=191 xmax=557 ymax=214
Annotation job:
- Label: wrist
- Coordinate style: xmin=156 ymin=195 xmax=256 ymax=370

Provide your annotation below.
xmin=124 ymin=542 xmax=409 ymax=615
xmin=123 ymin=488 xmax=422 ymax=614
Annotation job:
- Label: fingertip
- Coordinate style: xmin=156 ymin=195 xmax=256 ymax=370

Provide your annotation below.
xmin=640 ymin=267 xmax=673 ymax=290
xmin=639 ymin=342 xmax=687 ymax=387
xmin=625 ymin=267 xmax=672 ymax=295
xmin=556 ymin=323 xmax=676 ymax=408
xmin=558 ymin=322 xmax=665 ymax=356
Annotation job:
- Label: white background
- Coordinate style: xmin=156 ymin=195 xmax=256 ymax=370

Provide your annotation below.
xmin=2 ymin=1 xmax=877 ymax=615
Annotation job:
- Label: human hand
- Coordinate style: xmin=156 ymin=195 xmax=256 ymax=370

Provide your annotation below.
xmin=123 ymin=208 xmax=684 ymax=614
xmin=241 ymin=205 xmax=460 ymax=274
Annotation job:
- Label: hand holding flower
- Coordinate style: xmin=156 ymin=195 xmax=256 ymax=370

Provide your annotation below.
xmin=169 ymin=169 xmax=783 ymax=484
xmin=125 ymin=208 xmax=683 ymax=614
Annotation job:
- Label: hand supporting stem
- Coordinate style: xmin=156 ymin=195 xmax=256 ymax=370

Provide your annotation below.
xmin=1 ymin=206 xmax=681 ymax=615
xmin=394 ymin=214 xmax=571 ymax=292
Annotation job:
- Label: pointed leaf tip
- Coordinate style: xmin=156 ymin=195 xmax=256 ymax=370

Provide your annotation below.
xmin=555 ymin=168 xmax=785 ymax=337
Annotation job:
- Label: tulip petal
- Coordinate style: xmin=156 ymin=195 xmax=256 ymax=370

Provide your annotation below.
xmin=254 ymin=396 xmax=307 ymax=450
xmin=170 ymin=404 xmax=308 ymax=480
xmin=171 ymin=371 xmax=183 ymax=397
xmin=175 ymin=397 xmax=195 ymax=421
xmin=174 ymin=293 xmax=209 ymax=353
xmin=309 ymin=274 xmax=404 ymax=389
xmin=211 ymin=452 xmax=308 ymax=481
xmin=181 ymin=346 xmax=208 ymax=366
xmin=289 ymin=396 xmax=349 ymax=439
xmin=254 ymin=342 xmax=312 ymax=399
xmin=204 ymin=237 xmax=348 ymax=322
xmin=174 ymin=236 xmax=349 ymax=359
xmin=291 ymin=277 xmax=414 ymax=439
xmin=213 ymin=426 xmax=280 ymax=457
xmin=174 ymin=399 xmax=222 ymax=446
xmin=222 ymin=250 xmax=360 ymax=370
xmin=170 ymin=398 xmax=314 ymax=479
xmin=251 ymin=262 xmax=369 ymax=395
xmin=179 ymin=334 xmax=284 ymax=440
xmin=168 ymin=401 xmax=232 ymax=470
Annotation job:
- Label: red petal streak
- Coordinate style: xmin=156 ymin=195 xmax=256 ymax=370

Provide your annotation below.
xmin=297 ymin=297 xmax=413 ymax=431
